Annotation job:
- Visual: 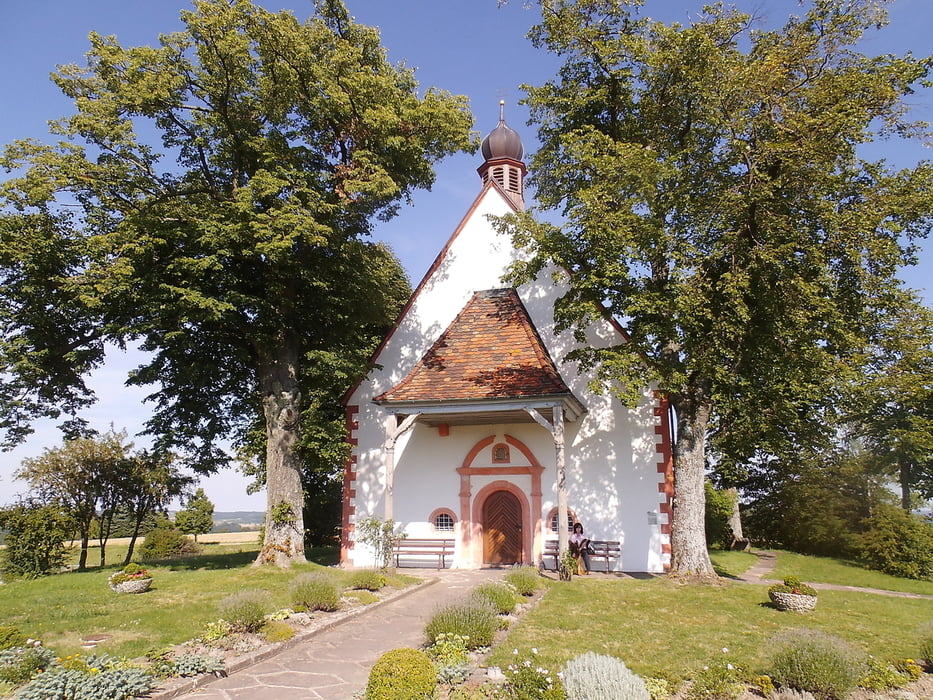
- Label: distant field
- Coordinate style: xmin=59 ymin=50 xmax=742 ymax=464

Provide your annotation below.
xmin=68 ymin=530 xmax=259 ymax=548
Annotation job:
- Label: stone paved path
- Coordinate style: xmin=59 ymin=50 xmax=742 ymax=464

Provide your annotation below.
xmin=162 ymin=568 xmax=505 ymax=700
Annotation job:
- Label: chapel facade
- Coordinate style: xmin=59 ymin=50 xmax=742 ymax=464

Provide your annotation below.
xmin=341 ymin=104 xmax=673 ymax=572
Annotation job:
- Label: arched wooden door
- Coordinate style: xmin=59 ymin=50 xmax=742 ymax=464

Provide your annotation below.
xmin=482 ymin=490 xmax=523 ymax=564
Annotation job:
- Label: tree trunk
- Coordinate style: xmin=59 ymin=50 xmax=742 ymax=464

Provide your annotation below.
xmin=900 ymin=460 xmax=912 ymax=511
xmin=124 ymin=521 xmax=143 ymax=566
xmin=78 ymin=531 xmax=89 ymax=571
xmin=669 ymin=383 xmax=717 ymax=580
xmin=726 ymin=487 xmax=750 ymax=551
xmin=255 ymin=340 xmax=306 ymax=567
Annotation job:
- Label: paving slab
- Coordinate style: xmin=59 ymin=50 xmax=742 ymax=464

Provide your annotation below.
xmin=166 ymin=568 xmax=506 ymax=700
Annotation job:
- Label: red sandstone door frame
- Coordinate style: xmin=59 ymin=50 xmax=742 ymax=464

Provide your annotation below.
xmin=457 ymin=434 xmax=545 ymax=567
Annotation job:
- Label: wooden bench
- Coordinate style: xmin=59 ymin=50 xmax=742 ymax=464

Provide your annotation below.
xmin=393 ymin=538 xmax=455 ymax=569
xmin=543 ymin=539 xmax=621 ymax=573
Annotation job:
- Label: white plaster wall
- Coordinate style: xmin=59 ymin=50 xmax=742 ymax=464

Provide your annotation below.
xmin=346 ymin=185 xmax=670 ymax=572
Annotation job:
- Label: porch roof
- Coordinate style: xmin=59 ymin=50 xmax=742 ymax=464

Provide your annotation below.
xmin=374 ymin=288 xmax=584 ymax=424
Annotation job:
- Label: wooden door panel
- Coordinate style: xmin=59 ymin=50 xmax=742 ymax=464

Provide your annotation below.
xmin=483 ymin=490 xmax=522 ymax=564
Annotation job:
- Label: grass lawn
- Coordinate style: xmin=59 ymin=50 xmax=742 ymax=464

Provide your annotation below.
xmin=0 ymin=543 xmax=360 ymax=660
xmin=487 ymin=551 xmax=933 ymax=682
xmin=708 ymin=549 xmax=758 ymax=578
xmin=772 ymin=550 xmax=933 ymax=596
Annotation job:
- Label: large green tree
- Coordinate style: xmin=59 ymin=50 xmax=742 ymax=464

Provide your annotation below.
xmin=505 ymin=0 xmax=933 ymax=577
xmin=0 ymin=0 xmax=473 ymax=565
xmin=848 ymin=293 xmax=933 ymax=509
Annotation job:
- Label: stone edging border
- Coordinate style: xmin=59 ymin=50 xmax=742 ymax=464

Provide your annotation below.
xmin=149 ymin=576 xmax=439 ymax=700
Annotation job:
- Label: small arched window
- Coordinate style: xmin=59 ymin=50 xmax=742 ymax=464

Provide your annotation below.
xmin=492 ymin=442 xmax=510 ymax=463
xmin=547 ymin=507 xmax=577 ymax=534
xmin=429 ymin=508 xmax=456 ymax=532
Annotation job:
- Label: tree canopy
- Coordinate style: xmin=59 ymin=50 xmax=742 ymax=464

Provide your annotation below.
xmin=505 ymin=0 xmax=933 ymax=577
xmin=175 ymin=487 xmax=214 ymax=542
xmin=0 ymin=0 xmax=474 ymax=565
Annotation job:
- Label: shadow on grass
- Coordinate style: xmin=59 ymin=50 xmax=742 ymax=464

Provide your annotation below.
xmin=713 ymin=564 xmax=742 ymax=580
xmin=143 ymin=545 xmax=340 ymax=571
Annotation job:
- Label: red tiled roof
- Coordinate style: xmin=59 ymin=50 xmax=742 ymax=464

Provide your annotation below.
xmin=375 ymin=289 xmax=573 ymax=403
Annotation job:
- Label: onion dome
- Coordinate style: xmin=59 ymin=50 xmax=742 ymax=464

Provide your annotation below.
xmin=481 ymin=101 xmax=524 ymax=162
xmin=477 ymin=101 xmax=527 ymax=209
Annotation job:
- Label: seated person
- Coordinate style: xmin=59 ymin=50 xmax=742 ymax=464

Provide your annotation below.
xmin=569 ymin=522 xmax=591 ymax=575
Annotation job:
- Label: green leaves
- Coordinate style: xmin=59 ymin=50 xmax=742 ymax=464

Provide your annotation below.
xmin=0 ymin=0 xmax=469 ymax=473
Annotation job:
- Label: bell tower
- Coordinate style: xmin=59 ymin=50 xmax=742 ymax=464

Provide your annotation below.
xmin=477 ymin=101 xmax=527 ymax=210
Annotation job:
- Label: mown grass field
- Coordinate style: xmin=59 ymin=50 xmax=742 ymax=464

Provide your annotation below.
xmin=0 ymin=539 xmax=344 ymax=660
xmin=488 ymin=573 xmax=933 ymax=681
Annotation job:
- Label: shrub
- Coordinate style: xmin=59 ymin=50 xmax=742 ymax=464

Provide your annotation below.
xmin=859 ymin=656 xmax=909 ymax=691
xmin=472 ymin=581 xmax=518 ymax=615
xmin=505 ymin=566 xmax=543 ymax=596
xmin=562 ymin=652 xmax=649 ymax=700
xmin=147 ymin=650 xmax=224 ymax=679
xmin=768 ymin=575 xmax=817 ymax=597
xmin=349 ymin=568 xmax=387 ymax=591
xmin=425 ymin=597 xmax=498 ymax=649
xmin=920 ymin=621 xmax=933 ymax=668
xmin=0 ymin=501 xmax=73 ymax=578
xmin=16 ymin=665 xmax=153 ymax=700
xmin=685 ymin=660 xmax=746 ymax=700
xmin=0 ymin=643 xmax=56 ymax=685
xmin=503 ymin=648 xmax=566 ymax=699
xmin=427 ymin=633 xmax=471 ymax=684
xmin=289 ymin=572 xmax=341 ymax=612
xmin=852 ymin=504 xmax=933 ymax=580
xmin=217 ymin=590 xmax=271 ymax=633
xmin=356 ymin=516 xmax=406 ymax=570
xmin=365 ymin=647 xmax=436 ymax=700
xmin=767 ymin=628 xmax=867 ymax=700
xmin=140 ymin=522 xmax=200 ymax=560
xmin=0 ymin=626 xmax=26 ymax=652
xmin=643 ymin=677 xmax=672 ymax=700
xmin=261 ymin=620 xmax=296 ymax=643
xmin=198 ymin=619 xmax=234 ymax=645
xmin=704 ymin=481 xmax=735 ymax=548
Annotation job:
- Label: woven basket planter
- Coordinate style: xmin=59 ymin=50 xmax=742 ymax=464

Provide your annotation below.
xmin=769 ymin=590 xmax=817 ymax=612
xmin=109 ymin=577 xmax=153 ymax=594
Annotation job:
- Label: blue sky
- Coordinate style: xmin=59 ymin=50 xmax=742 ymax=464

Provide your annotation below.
xmin=1 ymin=0 xmax=930 ymax=510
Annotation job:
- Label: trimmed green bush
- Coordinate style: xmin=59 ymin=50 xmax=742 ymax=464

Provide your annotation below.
xmin=217 ymin=590 xmax=271 ymax=633
xmin=562 ymin=652 xmax=649 ymax=700
xmin=472 ymin=581 xmax=518 ymax=614
xmin=768 ymin=628 xmax=867 ymax=700
xmin=424 ymin=597 xmax=498 ymax=649
xmin=289 ymin=572 xmax=341 ymax=612
xmin=261 ymin=620 xmax=296 ymax=643
xmin=365 ymin=647 xmax=436 ymax=700
xmin=140 ymin=522 xmax=200 ymax=560
xmin=348 ymin=569 xmax=387 ymax=591
xmin=504 ymin=566 xmax=543 ymax=596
